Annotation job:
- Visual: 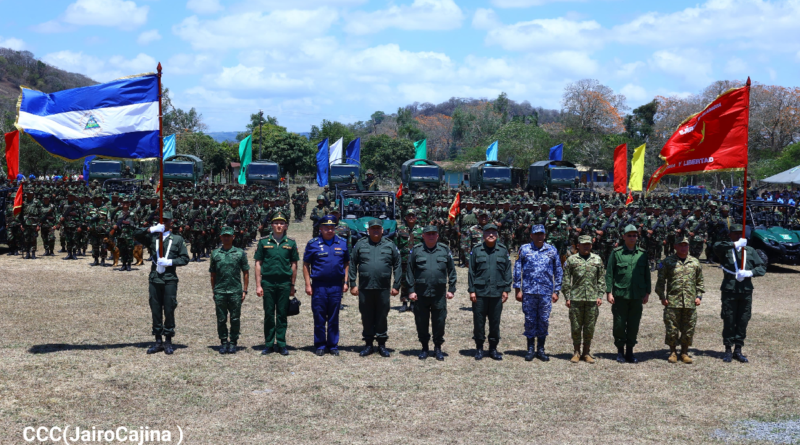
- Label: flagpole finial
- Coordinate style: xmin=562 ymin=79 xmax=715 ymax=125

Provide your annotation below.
xmin=746 ymin=76 xmax=751 ymax=86
xmin=157 ymin=62 xmax=162 ymax=73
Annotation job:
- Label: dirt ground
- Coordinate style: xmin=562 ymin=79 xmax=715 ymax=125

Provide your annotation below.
xmin=1 ymin=185 xmax=799 ymax=444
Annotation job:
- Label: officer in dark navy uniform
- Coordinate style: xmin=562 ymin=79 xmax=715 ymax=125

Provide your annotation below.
xmin=303 ymin=214 xmax=350 ymax=356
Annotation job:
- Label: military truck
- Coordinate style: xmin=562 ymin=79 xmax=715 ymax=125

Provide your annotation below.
xmin=468 ymin=161 xmax=525 ymax=190
xmin=328 ymin=162 xmax=361 ymax=188
xmin=527 ymin=160 xmax=579 ymax=197
xmin=401 ymin=159 xmax=444 ymax=191
xmin=87 ymin=159 xmax=134 ymax=182
xmin=742 ymin=202 xmax=800 ymax=267
xmin=337 ymin=190 xmax=398 ymax=243
xmin=245 ymin=160 xmax=281 ymax=186
xmin=163 ymin=154 xmax=203 ymax=185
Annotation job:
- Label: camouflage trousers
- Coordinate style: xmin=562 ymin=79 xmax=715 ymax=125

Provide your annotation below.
xmin=90 ymin=232 xmax=108 ymax=259
xmin=647 ymin=240 xmax=662 ymax=268
xmin=500 ymin=231 xmax=513 ymax=252
xmin=399 ymin=261 xmax=410 ymax=303
xmin=459 ymin=232 xmax=471 ymax=264
xmin=40 ymin=224 xmax=56 ymax=251
xmin=569 ymin=300 xmax=599 ymax=347
xmin=663 ymin=307 xmax=697 ymax=347
xmin=23 ymin=225 xmax=38 ymax=251
xmin=62 ymin=228 xmax=80 ymax=251
xmin=689 ymin=241 xmax=704 ymax=260
xmin=117 ymin=236 xmax=134 ymax=263
xmin=522 ymin=293 xmax=552 ymax=339
xmin=293 ymin=204 xmax=303 ymax=220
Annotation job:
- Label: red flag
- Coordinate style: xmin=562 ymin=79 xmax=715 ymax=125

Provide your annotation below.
xmin=625 ymin=192 xmax=633 ymax=206
xmin=448 ymin=192 xmax=461 ymax=225
xmin=396 ymin=184 xmax=403 ymax=199
xmin=613 ymin=143 xmax=627 ymax=193
xmin=13 ymin=183 xmax=23 ymax=216
xmin=4 ymin=130 xmax=19 ymax=180
xmin=647 ymin=79 xmax=750 ymax=193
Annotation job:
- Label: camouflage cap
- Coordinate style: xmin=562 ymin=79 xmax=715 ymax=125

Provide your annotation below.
xmin=730 ymin=223 xmax=743 ymax=231
xmin=578 ymin=235 xmax=593 ymax=244
xmin=422 ymin=225 xmax=438 ymax=233
xmin=162 ymin=210 xmax=173 ymax=220
xmin=721 ymin=205 xmax=730 ymax=211
xmin=317 ymin=194 xmax=326 ymax=201
xmin=483 ymin=223 xmax=498 ymax=231
xmin=623 ymin=224 xmax=637 ymax=233
xmin=531 ymin=224 xmax=545 ymax=234
xmin=405 ymin=208 xmax=417 ymax=216
xmin=220 ymin=226 xmax=235 ymax=236
xmin=366 ymin=169 xmax=375 ymax=175
xmin=675 ymin=235 xmax=690 ymax=244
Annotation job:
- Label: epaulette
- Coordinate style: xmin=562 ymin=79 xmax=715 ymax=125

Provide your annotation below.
xmin=612 ymin=246 xmax=624 ymax=251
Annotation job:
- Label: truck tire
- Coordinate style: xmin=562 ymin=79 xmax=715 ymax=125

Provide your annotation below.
xmin=755 ymin=249 xmax=769 ymax=268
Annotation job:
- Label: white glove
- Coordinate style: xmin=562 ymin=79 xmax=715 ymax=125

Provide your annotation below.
xmin=157 ymin=258 xmax=173 ymax=267
xmin=733 ymin=238 xmax=747 ymax=250
xmin=150 ymin=224 xmax=166 ymax=233
xmin=156 ymin=264 xmax=165 ymax=274
xmin=735 ymin=269 xmax=753 ymax=282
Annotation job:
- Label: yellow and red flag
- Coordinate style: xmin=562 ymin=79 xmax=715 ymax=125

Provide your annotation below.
xmin=13 ymin=183 xmax=23 ymax=216
xmin=646 ymin=79 xmax=750 ymax=193
xmin=448 ymin=192 xmax=461 ymax=225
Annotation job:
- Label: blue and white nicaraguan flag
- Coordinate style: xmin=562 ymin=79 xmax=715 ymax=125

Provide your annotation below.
xmin=15 ymin=73 xmax=160 ymax=161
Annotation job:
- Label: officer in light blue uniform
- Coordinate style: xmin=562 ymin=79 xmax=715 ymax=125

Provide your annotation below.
xmin=303 ymin=214 xmax=350 ymax=356
xmin=513 ymin=224 xmax=563 ymax=362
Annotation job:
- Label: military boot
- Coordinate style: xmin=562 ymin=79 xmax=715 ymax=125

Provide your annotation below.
xmin=360 ymin=342 xmax=374 ymax=357
xmin=582 ymin=342 xmax=595 ymax=364
xmin=723 ymin=346 xmax=733 ymax=362
xmin=164 ymin=336 xmax=174 ymax=355
xmin=488 ymin=340 xmax=502 ymax=361
xmin=524 ymin=338 xmax=536 ymax=362
xmin=399 ymin=302 xmax=407 ymax=313
xmin=668 ymin=347 xmax=678 ymax=364
xmin=93 ymin=257 xmax=100 ymax=266
xmin=616 ymin=346 xmax=626 ymax=363
xmin=433 ymin=345 xmax=444 ymax=361
xmin=24 ymin=250 xmax=31 ymax=259
xmin=474 ymin=341 xmax=484 ymax=361
xmin=30 ymin=250 xmax=36 ymax=259
xmin=418 ymin=343 xmax=429 ymax=360
xmin=59 ymin=246 xmax=66 ymax=253
xmin=733 ymin=345 xmax=748 ymax=363
xmin=101 ymin=257 xmax=106 ymax=266
xmin=408 ymin=301 xmax=415 ymax=313
xmin=625 ymin=345 xmax=638 ymax=364
xmin=377 ymin=341 xmax=390 ymax=358
xmin=536 ymin=337 xmax=549 ymax=361
xmin=126 ymin=262 xmax=133 ymax=271
xmin=147 ymin=335 xmax=164 ymax=354
xmin=570 ymin=345 xmax=581 ymax=363
xmin=680 ymin=346 xmax=693 ymax=364
xmin=219 ymin=340 xmax=228 ymax=354
xmin=227 ymin=341 xmax=237 ymax=354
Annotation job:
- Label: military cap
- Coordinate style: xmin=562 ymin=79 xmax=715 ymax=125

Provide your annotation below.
xmin=476 ymin=208 xmax=488 ymax=216
xmin=220 ymin=226 xmax=235 ymax=236
xmin=271 ymin=211 xmax=288 ymax=222
xmin=694 ymin=207 xmax=702 ymax=212
xmin=367 ymin=218 xmax=383 ymax=228
xmin=578 ymin=235 xmax=593 ymax=244
xmin=623 ymin=224 xmax=637 ymax=233
xmin=531 ymin=224 xmax=545 ymax=234
xmin=405 ymin=208 xmax=417 ymax=216
xmin=317 ymin=194 xmax=326 ymax=201
xmin=730 ymin=223 xmax=743 ymax=231
xmin=708 ymin=201 xmax=718 ymax=207
xmin=330 ymin=208 xmax=341 ymax=214
xmin=554 ymin=200 xmax=563 ymax=207
xmin=681 ymin=205 xmax=689 ymax=210
xmin=675 ymin=235 xmax=690 ymax=244
xmin=721 ymin=205 xmax=730 ymax=211
xmin=483 ymin=223 xmax=498 ymax=231
xmin=422 ymin=225 xmax=438 ymax=233
xmin=162 ymin=210 xmax=173 ymax=220
xmin=320 ymin=215 xmax=338 ymax=225
xmin=366 ymin=169 xmax=375 ymax=175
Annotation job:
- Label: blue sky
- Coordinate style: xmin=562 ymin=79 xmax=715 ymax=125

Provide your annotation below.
xmin=1 ymin=0 xmax=798 ymax=133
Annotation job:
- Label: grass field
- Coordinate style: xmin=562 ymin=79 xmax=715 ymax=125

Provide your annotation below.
xmin=1 ymin=185 xmax=799 ymax=444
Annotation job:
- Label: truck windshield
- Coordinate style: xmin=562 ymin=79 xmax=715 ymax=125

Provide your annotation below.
xmin=249 ymin=164 xmax=279 ymax=176
xmin=550 ymin=168 xmax=576 ymax=180
xmin=164 ymin=163 xmax=194 ymax=174
xmin=90 ymin=163 xmax=121 ymax=173
xmin=410 ymin=166 xmax=440 ymax=180
xmin=482 ymin=167 xmax=510 ymax=179
xmin=331 ymin=165 xmax=359 ymax=177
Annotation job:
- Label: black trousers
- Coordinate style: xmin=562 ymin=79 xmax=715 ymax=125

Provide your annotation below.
xmin=414 ymin=295 xmax=447 ymax=346
xmin=149 ymin=282 xmax=178 ymax=337
xmin=721 ymin=292 xmax=752 ymax=347
xmin=473 ymin=296 xmax=503 ymax=343
xmin=359 ymin=289 xmax=391 ymax=343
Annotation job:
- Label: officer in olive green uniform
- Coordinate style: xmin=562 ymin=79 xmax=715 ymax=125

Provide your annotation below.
xmin=134 ymin=211 xmax=191 ymax=355
xmin=467 ymin=223 xmax=512 ymax=361
xmin=349 ymin=219 xmax=402 ymax=358
xmin=655 ymin=235 xmax=704 ymax=364
xmin=254 ymin=211 xmax=299 ymax=356
xmin=561 ymin=235 xmax=605 ymax=364
xmin=606 ymin=224 xmax=651 ymax=363
xmin=713 ymin=224 xmax=766 ymax=363
xmin=408 ymin=225 xmax=457 ymax=361
xmin=209 ymin=226 xmax=250 ymax=354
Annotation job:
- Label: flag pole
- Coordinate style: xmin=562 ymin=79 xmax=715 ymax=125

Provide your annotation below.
xmin=739 ymin=77 xmax=751 ymax=270
xmin=157 ymin=62 xmax=164 ymax=257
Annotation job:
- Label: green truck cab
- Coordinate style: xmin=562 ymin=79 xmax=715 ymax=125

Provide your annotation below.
xmin=329 ymin=163 xmax=360 ymax=187
xmin=741 ymin=202 xmax=800 ymax=267
xmin=468 ymin=161 xmax=524 ymax=190
xmin=338 ymin=190 xmax=398 ymax=242
xmin=163 ymin=154 xmax=203 ymax=185
xmin=245 ymin=160 xmax=281 ymax=186
xmin=87 ymin=159 xmax=134 ymax=182
xmin=401 ymin=159 xmax=444 ymax=191
xmin=527 ymin=160 xmax=578 ymax=197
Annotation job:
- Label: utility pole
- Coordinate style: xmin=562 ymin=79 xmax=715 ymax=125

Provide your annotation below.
xmin=258 ymin=109 xmax=264 ymax=160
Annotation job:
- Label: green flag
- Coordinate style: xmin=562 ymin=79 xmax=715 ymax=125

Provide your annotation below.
xmin=414 ymin=139 xmax=427 ymax=160
xmin=238 ymin=134 xmax=252 ymax=185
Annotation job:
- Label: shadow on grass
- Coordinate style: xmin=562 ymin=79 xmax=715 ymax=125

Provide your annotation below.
xmin=594 ymin=348 xmax=668 ymax=363
xmin=29 ymin=343 xmax=188 ymax=354
xmin=766 ymin=264 xmax=800 ymax=274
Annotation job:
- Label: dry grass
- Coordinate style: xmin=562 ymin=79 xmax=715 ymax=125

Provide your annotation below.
xmin=1 ymin=185 xmax=799 ymax=444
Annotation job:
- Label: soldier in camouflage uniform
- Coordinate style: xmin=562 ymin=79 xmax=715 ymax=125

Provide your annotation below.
xmin=496 ymin=201 xmax=516 ymax=252
xmin=39 ymin=195 xmax=57 ymax=256
xmin=186 ymin=198 xmax=207 ymax=262
xmin=655 ymin=236 xmax=704 ymax=364
xmin=394 ymin=209 xmax=423 ymax=313
xmin=310 ymin=195 xmax=330 ymax=238
xmin=687 ymin=207 xmax=707 ymax=261
xmin=561 ymin=235 xmax=605 ymax=363
xmin=209 ymin=226 xmax=250 ymax=354
xmin=21 ymin=192 xmax=42 ymax=259
xmin=87 ymin=195 xmax=111 ymax=266
xmin=645 ymin=205 xmax=667 ymax=270
xmin=58 ymin=193 xmax=83 ymax=260
xmin=113 ymin=200 xmax=137 ymax=271
xmin=458 ymin=199 xmax=478 ymax=266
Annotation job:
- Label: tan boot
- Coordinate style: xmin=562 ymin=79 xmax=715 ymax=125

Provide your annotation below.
xmin=570 ymin=348 xmax=581 ymax=363
xmin=668 ymin=348 xmax=678 ymax=364
xmin=680 ymin=347 xmax=693 ymax=364
xmin=581 ymin=343 xmax=595 ymax=364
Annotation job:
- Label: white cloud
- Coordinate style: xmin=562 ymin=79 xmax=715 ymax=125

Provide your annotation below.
xmin=42 ymin=50 xmax=156 ymax=82
xmin=0 ymin=36 xmax=26 ymax=51
xmin=173 ymin=8 xmax=338 ymax=50
xmin=615 ymin=61 xmax=645 ymax=78
xmin=187 ymin=0 xmax=223 ymax=14
xmin=620 ymin=84 xmax=647 ymax=102
xmin=167 ymin=53 xmax=219 ymax=75
xmin=137 ymin=29 xmax=161 ymax=45
xmin=724 ymin=57 xmax=748 ymax=76
xmin=767 ymin=67 xmax=777 ymax=81
xmin=211 ymin=65 xmax=314 ymax=96
xmin=62 ymin=0 xmax=149 ymax=30
xmin=345 ymin=0 xmax=464 ymax=35
xmin=472 ymin=8 xmax=501 ymax=30
xmin=491 ymin=0 xmax=585 ymax=7
xmin=30 ymin=20 xmax=77 ymax=33
xmin=649 ymin=49 xmax=713 ymax=87
xmin=484 ymin=17 xmax=602 ymax=51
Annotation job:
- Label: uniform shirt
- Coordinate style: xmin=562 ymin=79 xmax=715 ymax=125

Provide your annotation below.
xmin=303 ymin=235 xmax=350 ymax=285
xmin=133 ymin=229 xmax=191 ymax=284
xmin=209 ymin=246 xmax=250 ymax=295
xmin=561 ymin=253 xmax=606 ymax=302
xmin=254 ymin=234 xmax=299 ymax=280
xmin=655 ymin=254 xmax=704 ymax=307
xmin=407 ymin=242 xmax=457 ymax=298
xmin=348 ymin=237 xmax=402 ymax=290
xmin=605 ymin=246 xmax=651 ymax=299
xmin=712 ymin=241 xmax=767 ymax=293
xmin=513 ymin=242 xmax=563 ymax=295
xmin=468 ymin=242 xmax=512 ymax=297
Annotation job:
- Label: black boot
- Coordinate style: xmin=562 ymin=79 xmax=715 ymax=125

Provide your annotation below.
xmin=101 ymin=257 xmax=106 ymax=267
xmin=474 ymin=341 xmax=484 ymax=361
xmin=625 ymin=345 xmax=638 ymax=364
xmin=262 ymin=344 xmax=273 ymax=355
xmin=408 ymin=301 xmax=415 ymax=313
xmin=418 ymin=343 xmax=429 ymax=360
xmin=616 ymin=346 xmax=626 ymax=363
xmin=377 ymin=341 xmax=390 ymax=358
xmin=227 ymin=341 xmax=237 ymax=354
xmin=399 ymin=302 xmax=408 ymax=313
xmin=525 ymin=337 xmax=536 ymax=361
xmin=536 ymin=337 xmax=549 ymax=361
xmin=488 ymin=340 xmax=502 ymax=361
xmin=723 ymin=346 xmax=733 ymax=362
xmin=433 ymin=345 xmax=444 ymax=361
xmin=59 ymin=246 xmax=66 ymax=253
xmin=63 ymin=251 xmax=72 ymax=260
xmin=360 ymin=342 xmax=375 ymax=357
xmin=164 ymin=336 xmax=174 ymax=355
xmin=219 ymin=340 xmax=228 ymax=354
xmin=93 ymin=257 xmax=99 ymax=266
xmin=126 ymin=263 xmax=133 ymax=271
xmin=147 ymin=335 xmax=164 ymax=354
xmin=733 ymin=345 xmax=748 ymax=363
xmin=30 ymin=250 xmax=36 ymax=259
xmin=24 ymin=250 xmax=30 ymax=259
